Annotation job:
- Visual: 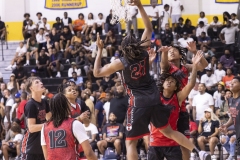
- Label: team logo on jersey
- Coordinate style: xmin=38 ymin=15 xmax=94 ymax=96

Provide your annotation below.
xmin=126 ymin=123 xmax=132 ymax=131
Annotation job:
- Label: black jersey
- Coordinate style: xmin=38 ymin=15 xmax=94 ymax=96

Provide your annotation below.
xmin=21 ymin=98 xmax=50 ymax=155
xmin=119 ymin=51 xmax=160 ymax=108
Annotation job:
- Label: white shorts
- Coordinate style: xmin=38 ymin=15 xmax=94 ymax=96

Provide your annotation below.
xmin=171 ymin=14 xmax=181 ymax=24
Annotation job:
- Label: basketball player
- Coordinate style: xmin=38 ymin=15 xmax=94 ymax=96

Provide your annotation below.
xmin=94 ymin=0 xmax=210 ymax=159
xmin=41 ymin=93 xmax=97 ymax=160
xmin=149 ymin=51 xmax=202 ymax=160
xmin=157 ymin=42 xmax=208 ymax=160
xmin=21 ymin=77 xmax=52 ymax=160
xmin=219 ymin=77 xmax=240 ymax=160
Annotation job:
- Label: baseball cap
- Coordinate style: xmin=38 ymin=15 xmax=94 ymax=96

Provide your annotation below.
xmin=114 ymin=52 xmax=120 ymax=57
xmin=218 ymin=81 xmax=225 ymax=86
xmin=71 ymin=62 xmax=76 ymax=65
xmin=205 ymin=67 xmax=212 ymax=71
xmin=98 ymin=92 xmax=106 ymax=100
xmin=15 ymin=92 xmax=21 ymax=98
xmin=31 ymin=69 xmax=36 ymax=73
xmin=10 ymin=73 xmax=15 ymax=77
xmin=204 ymin=108 xmax=213 ymax=113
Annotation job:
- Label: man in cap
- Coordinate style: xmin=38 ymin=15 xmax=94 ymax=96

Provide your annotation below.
xmin=178 ymin=32 xmax=194 ymax=49
xmin=68 ymin=62 xmax=81 ymax=77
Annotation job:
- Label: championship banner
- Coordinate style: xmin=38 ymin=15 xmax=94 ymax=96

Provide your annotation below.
xmin=142 ymin=0 xmax=162 ymax=6
xmin=45 ymin=0 xmax=87 ymax=9
xmin=215 ymin=0 xmax=238 ymax=3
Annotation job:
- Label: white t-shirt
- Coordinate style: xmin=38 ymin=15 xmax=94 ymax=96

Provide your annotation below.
xmin=35 ymin=19 xmax=43 ymax=26
xmin=213 ymin=91 xmax=221 ymax=108
xmin=41 ymin=120 xmax=89 ymax=145
xmin=188 ymin=89 xmax=199 ymax=100
xmin=129 ymin=6 xmax=138 ymax=17
xmin=192 ymin=93 xmax=214 ymax=120
xmin=16 ymin=46 xmax=27 ymax=56
xmin=170 ymin=0 xmax=183 ymax=15
xmin=151 ymin=7 xmax=159 ymax=21
xmin=201 ymin=74 xmax=217 ymax=87
xmin=207 ymin=63 xmax=216 ymax=72
xmin=103 ymin=102 xmax=110 ymax=123
xmin=95 ymin=18 xmax=105 ymax=26
xmin=160 ymin=10 xmax=170 ymax=28
xmin=230 ymin=19 xmax=239 ymax=26
xmin=221 ymin=27 xmax=239 ymax=44
xmin=68 ymin=68 xmax=81 ymax=77
xmin=39 ymin=23 xmax=51 ymax=31
xmin=83 ymin=123 xmax=98 ymax=141
xmin=198 ymin=17 xmax=208 ymax=25
xmin=214 ymin=69 xmax=226 ymax=82
xmin=13 ymin=133 xmax=23 ymax=142
xmin=210 ymin=21 xmax=222 ymax=32
xmin=25 ymin=24 xmax=36 ymax=33
xmin=178 ymin=37 xmax=193 ymax=48
xmin=86 ymin=19 xmax=95 ymax=26
xmin=3 ymin=98 xmax=14 ymax=123
xmin=62 ymin=18 xmax=69 ymax=26
xmin=196 ymin=26 xmax=209 ymax=37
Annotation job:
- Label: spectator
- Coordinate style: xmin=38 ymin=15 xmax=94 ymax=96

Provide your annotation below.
xmin=148 ymin=4 xmax=159 ymax=32
xmin=219 ymin=49 xmax=235 ymax=69
xmin=64 ymin=46 xmax=78 ymax=62
xmin=5 ymin=42 xmax=27 ymax=71
xmin=82 ymin=13 xmax=95 ymax=35
xmin=97 ymin=112 xmax=124 ymax=157
xmin=95 ymin=92 xmax=106 ymax=130
xmin=105 ymin=10 xmax=122 ymax=35
xmin=16 ymin=92 xmax=27 ymax=129
xmin=219 ymin=21 xmax=239 ymax=54
xmin=47 ymin=48 xmax=64 ymax=78
xmin=198 ymin=32 xmax=211 ymax=50
xmin=22 ymin=13 xmax=31 ymax=35
xmin=82 ymin=88 xmax=96 ymax=125
xmin=7 ymin=73 xmax=19 ymax=95
xmin=196 ymin=21 xmax=208 ymax=37
xmin=0 ymin=82 xmax=6 ymax=100
xmin=49 ymin=28 xmax=60 ymax=51
xmin=23 ymin=19 xmax=36 ymax=40
xmin=82 ymin=111 xmax=98 ymax=151
xmin=12 ymin=63 xmax=27 ymax=85
xmin=170 ymin=0 xmax=184 ymax=32
xmin=75 ymin=50 xmax=87 ymax=66
xmin=103 ymin=91 xmax=112 ymax=123
xmin=126 ymin=6 xmax=139 ymax=38
xmin=159 ymin=23 xmax=173 ymax=46
xmin=181 ymin=19 xmax=196 ymax=39
xmin=208 ymin=16 xmax=222 ymax=40
xmin=110 ymin=50 xmax=120 ymax=63
xmin=187 ymin=81 xmax=199 ymax=113
xmin=61 ymin=12 xmax=74 ymax=35
xmin=189 ymin=115 xmax=198 ymax=145
xmin=104 ymin=30 xmax=116 ymax=57
xmin=222 ymin=68 xmax=234 ymax=89
xmin=174 ymin=17 xmax=184 ymax=36
xmin=197 ymin=108 xmax=220 ymax=160
xmin=24 ymin=38 xmax=39 ymax=66
xmin=60 ymin=26 xmax=72 ymax=51
xmin=197 ymin=11 xmax=208 ymax=25
xmin=71 ymin=31 xmax=82 ymax=46
xmin=18 ymin=82 xmax=26 ymax=94
xmin=30 ymin=69 xmax=37 ymax=77
xmin=214 ymin=62 xmax=226 ymax=83
xmin=36 ymin=28 xmax=48 ymax=53
xmin=94 ymin=13 xmax=106 ymax=35
xmin=159 ymin=4 xmax=170 ymax=31
xmin=213 ymin=82 xmax=225 ymax=108
xmin=52 ymin=17 xmax=64 ymax=33
xmin=230 ymin=13 xmax=239 ymax=27
xmin=200 ymin=68 xmax=217 ymax=94
xmin=109 ymin=85 xmax=128 ymax=124
xmin=177 ymin=32 xmax=193 ymax=49
xmin=35 ymin=12 xmax=43 ymax=28
xmin=69 ymin=71 xmax=83 ymax=88
xmin=74 ymin=13 xmax=85 ymax=33
xmin=68 ymin=62 xmax=81 ymax=77
xmin=220 ymin=133 xmax=236 ymax=160
xmin=100 ymin=76 xmax=115 ymax=90
xmin=11 ymin=93 xmax=21 ymax=121
xmin=192 ymin=83 xmax=214 ymax=121
xmin=223 ymin=12 xmax=231 ymax=26
xmin=0 ymin=16 xmax=6 ymax=40
xmin=207 ymin=56 xmax=217 ymax=71
xmin=35 ymin=48 xmax=49 ymax=74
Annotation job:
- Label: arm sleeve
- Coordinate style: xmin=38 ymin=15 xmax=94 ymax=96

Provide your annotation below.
xmin=73 ymin=121 xmax=89 ymax=144
xmin=41 ymin=125 xmax=46 ymax=145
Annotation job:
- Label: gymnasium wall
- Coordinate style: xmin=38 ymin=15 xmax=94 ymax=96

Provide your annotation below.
xmin=1 ymin=0 xmax=238 ymax=41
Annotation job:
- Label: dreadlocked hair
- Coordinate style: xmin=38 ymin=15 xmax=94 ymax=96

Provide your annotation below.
xmin=57 ymin=82 xmax=74 ymax=94
xmin=121 ymin=33 xmax=149 ymax=61
xmin=171 ymin=45 xmax=187 ymax=64
xmin=49 ymin=93 xmax=71 ymax=128
xmin=157 ymin=73 xmax=181 ymax=93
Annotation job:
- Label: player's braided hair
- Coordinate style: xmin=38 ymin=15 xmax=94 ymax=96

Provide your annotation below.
xmin=49 ymin=93 xmax=71 ymax=128
xmin=157 ymin=73 xmax=181 ymax=93
xmin=57 ymin=81 xmax=76 ymax=93
xmin=171 ymin=45 xmax=187 ymax=63
xmin=121 ymin=33 xmax=149 ymax=61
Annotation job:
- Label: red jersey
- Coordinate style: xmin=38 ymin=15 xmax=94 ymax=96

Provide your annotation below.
xmin=169 ymin=63 xmax=188 ymax=112
xmin=17 ymin=100 xmax=27 ymax=129
xmin=189 ymin=121 xmax=198 ymax=132
xmin=71 ymin=103 xmax=82 ymax=118
xmin=150 ymin=93 xmax=180 ymax=146
xmin=44 ymin=118 xmax=79 ymax=160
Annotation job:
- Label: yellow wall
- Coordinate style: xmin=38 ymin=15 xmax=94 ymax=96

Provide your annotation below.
xmin=6 ymin=14 xmax=223 ymax=41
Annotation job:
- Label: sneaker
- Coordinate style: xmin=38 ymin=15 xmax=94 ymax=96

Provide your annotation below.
xmin=119 ymin=32 xmax=122 ymax=35
xmin=149 ymin=71 xmax=154 ymax=76
xmin=24 ymin=63 xmax=29 ymax=66
xmin=102 ymin=30 xmax=106 ymax=35
xmin=211 ymin=155 xmax=217 ymax=160
xmin=5 ymin=65 xmax=13 ymax=71
xmin=199 ymin=151 xmax=211 ymax=160
xmin=226 ymin=156 xmax=234 ymax=160
xmin=50 ymin=76 xmax=53 ymax=78
xmin=66 ymin=59 xmax=70 ymax=64
xmin=56 ymin=72 xmax=61 ymax=78
xmin=154 ymin=74 xmax=158 ymax=80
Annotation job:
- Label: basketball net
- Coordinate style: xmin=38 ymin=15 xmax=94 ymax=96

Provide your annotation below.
xmin=110 ymin=0 xmax=132 ymax=24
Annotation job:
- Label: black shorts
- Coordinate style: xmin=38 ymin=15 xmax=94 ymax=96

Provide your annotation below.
xmin=148 ymin=146 xmax=182 ymax=160
xmin=177 ymin=111 xmax=190 ymax=137
xmin=125 ymin=104 xmax=171 ymax=140
xmin=20 ymin=153 xmax=45 ymax=160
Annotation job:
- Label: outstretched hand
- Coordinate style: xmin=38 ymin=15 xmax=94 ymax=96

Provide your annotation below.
xmin=148 ymin=48 xmax=156 ymax=63
xmin=158 ymin=46 xmax=172 ymax=53
xmin=97 ymin=32 xmax=104 ymax=49
xmin=187 ymin=41 xmax=197 ymax=53
xmin=192 ymin=51 xmax=203 ymax=65
xmin=128 ymin=0 xmax=141 ymax=6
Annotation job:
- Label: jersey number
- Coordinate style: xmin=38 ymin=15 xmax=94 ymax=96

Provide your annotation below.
xmin=48 ymin=130 xmax=67 ymax=149
xmin=130 ymin=59 xmax=146 ymax=79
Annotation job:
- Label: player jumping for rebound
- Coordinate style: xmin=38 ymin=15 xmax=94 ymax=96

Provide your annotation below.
xmin=94 ymin=0 xmax=210 ymax=159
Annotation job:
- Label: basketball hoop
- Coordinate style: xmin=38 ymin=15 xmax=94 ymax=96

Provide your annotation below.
xmin=110 ymin=0 xmax=132 ymax=24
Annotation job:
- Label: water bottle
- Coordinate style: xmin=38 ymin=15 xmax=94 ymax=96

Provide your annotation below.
xmin=95 ymin=149 xmax=98 ymax=158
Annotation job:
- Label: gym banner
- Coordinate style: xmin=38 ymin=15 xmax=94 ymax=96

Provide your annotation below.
xmin=215 ymin=0 xmax=238 ymax=3
xmin=45 ymin=0 xmax=87 ymax=9
xmin=142 ymin=0 xmax=162 ymax=6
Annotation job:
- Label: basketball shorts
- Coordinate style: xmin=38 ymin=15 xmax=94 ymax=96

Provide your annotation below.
xmin=148 ymin=146 xmax=183 ymax=160
xmin=125 ymin=104 xmax=171 ymax=140
xmin=20 ymin=153 xmax=45 ymax=160
xmin=177 ymin=111 xmax=190 ymax=138
xmin=171 ymin=14 xmax=181 ymax=23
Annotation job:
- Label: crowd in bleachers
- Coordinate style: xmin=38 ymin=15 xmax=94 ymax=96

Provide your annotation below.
xmin=0 ymin=1 xmax=240 ymax=159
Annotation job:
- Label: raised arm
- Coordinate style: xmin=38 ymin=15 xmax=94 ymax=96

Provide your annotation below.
xmin=159 ymin=46 xmax=172 ymax=73
xmin=93 ymin=33 xmax=124 ymax=77
xmin=177 ymin=51 xmax=203 ymax=104
xmin=129 ymin=0 xmax=152 ymax=46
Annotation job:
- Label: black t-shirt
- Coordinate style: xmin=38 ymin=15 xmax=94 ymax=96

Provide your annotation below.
xmin=61 ymin=32 xmax=72 ymax=41
xmin=23 ymin=20 xmax=30 ymax=27
xmin=159 ymin=30 xmax=173 ymax=46
xmin=102 ymin=123 xmax=124 ymax=138
xmin=38 ymin=55 xmax=49 ymax=65
xmin=0 ymin=21 xmax=5 ymax=30
xmin=109 ymin=96 xmax=128 ymax=124
xmin=201 ymin=120 xmax=219 ymax=137
xmin=100 ymin=79 xmax=115 ymax=90
xmin=52 ymin=23 xmax=64 ymax=32
xmin=49 ymin=33 xmax=60 ymax=42
xmin=12 ymin=67 xmax=27 ymax=80
xmin=181 ymin=25 xmax=196 ymax=35
xmin=22 ymin=98 xmax=50 ymax=154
